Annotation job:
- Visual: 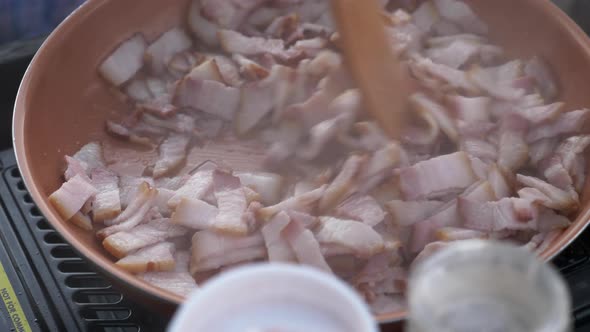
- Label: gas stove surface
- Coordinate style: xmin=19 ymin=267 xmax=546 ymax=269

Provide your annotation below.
xmin=2 ymin=2 xmax=590 ymax=331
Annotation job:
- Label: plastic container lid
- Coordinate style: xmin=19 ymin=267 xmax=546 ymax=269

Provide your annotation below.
xmin=167 ymin=263 xmax=378 ymax=332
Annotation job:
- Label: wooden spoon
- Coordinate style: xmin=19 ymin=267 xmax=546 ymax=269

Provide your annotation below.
xmin=331 ymin=0 xmax=410 ymax=140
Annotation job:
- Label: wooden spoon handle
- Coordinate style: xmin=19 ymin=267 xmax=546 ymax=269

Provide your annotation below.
xmin=331 ymin=0 xmax=408 ymax=139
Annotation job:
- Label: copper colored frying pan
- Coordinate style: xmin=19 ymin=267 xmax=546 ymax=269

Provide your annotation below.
xmin=12 ymin=0 xmax=590 ymax=323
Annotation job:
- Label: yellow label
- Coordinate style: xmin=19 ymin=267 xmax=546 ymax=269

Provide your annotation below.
xmin=0 ymin=261 xmax=32 ymax=332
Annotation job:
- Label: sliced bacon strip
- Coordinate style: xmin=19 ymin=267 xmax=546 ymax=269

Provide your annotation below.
xmin=386 ymin=200 xmax=444 ymax=227
xmin=97 ymin=183 xmax=157 ymax=239
xmin=319 ymin=155 xmax=365 ymax=212
xmin=218 ymin=29 xmax=300 ymax=61
xmin=103 ymin=218 xmax=187 ymax=259
xmin=168 ymin=169 xmax=214 ymax=208
xmin=516 ymin=174 xmax=579 ymax=212
xmin=526 ymin=109 xmax=590 ymax=142
xmin=190 ymin=231 xmax=265 ymax=273
xmin=398 ymin=151 xmax=477 ymax=200
xmin=315 ymin=217 xmax=385 ymax=258
xmin=284 ymin=218 xmax=332 ymax=273
xmin=153 ymin=134 xmax=191 ymax=178
xmin=261 ymin=211 xmax=296 ymax=262
xmin=335 ymin=195 xmax=386 ymax=227
xmin=145 ymin=28 xmax=192 ymax=75
xmin=211 ymin=170 xmax=249 ymax=235
xmin=175 ymin=78 xmax=240 ymax=121
xmin=91 ymin=168 xmax=121 ymax=222
xmin=116 ymin=242 xmax=176 ymax=273
xmin=171 ymin=198 xmax=218 ymax=230
xmin=49 ymin=175 xmax=97 ymax=221
xmin=257 ymin=185 xmax=326 ymax=221
xmin=99 ymin=34 xmax=147 ymax=86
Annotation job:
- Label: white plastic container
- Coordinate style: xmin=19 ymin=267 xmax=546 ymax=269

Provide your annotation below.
xmin=406 ymin=240 xmax=572 ymax=332
xmin=168 ymin=263 xmax=378 ymax=332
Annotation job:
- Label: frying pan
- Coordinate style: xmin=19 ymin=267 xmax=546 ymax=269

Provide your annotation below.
xmin=12 ymin=0 xmax=590 ymax=323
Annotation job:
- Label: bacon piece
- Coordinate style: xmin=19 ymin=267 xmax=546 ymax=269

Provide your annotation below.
xmin=97 ymin=183 xmax=158 ymax=239
xmin=91 ymin=168 xmax=121 ymax=222
xmin=116 ymin=242 xmax=176 ymax=273
xmin=103 ymin=218 xmax=187 ymax=258
xmin=211 ymin=170 xmax=248 ymax=235
xmin=171 ymin=198 xmax=218 ymax=230
xmin=105 ymin=121 xmax=154 ymax=148
xmin=529 ymin=138 xmax=559 ymax=166
xmin=73 ymin=142 xmax=105 ymax=172
xmin=284 ymin=218 xmax=332 ymax=273
xmin=435 ymin=227 xmax=487 ymax=241
xmin=168 ymin=169 xmax=214 ymax=208
xmin=514 ymin=102 xmax=564 ymax=125
xmin=233 ymin=54 xmax=269 ymax=80
xmin=446 ymin=95 xmax=491 ymax=123
xmin=410 ymin=93 xmax=459 ymax=142
xmin=425 ymin=39 xmax=480 ymax=69
xmin=411 ymin=56 xmax=478 ymax=93
xmin=188 ymin=0 xmax=220 ymax=46
xmin=315 ymin=217 xmax=385 ymax=258
xmin=386 ymin=200 xmax=444 ymax=227
xmin=218 ymin=29 xmax=300 ymax=61
xmin=186 ymin=58 xmax=224 ymax=83
xmin=64 ymin=156 xmax=90 ymax=182
xmin=319 ymin=155 xmax=365 ymax=212
xmin=412 ymin=1 xmax=439 ymax=32
xmin=410 ymin=180 xmax=496 ymax=253
xmin=460 ymin=198 xmax=536 ymax=233
xmin=261 ymin=211 xmax=296 ymax=262
xmin=235 ymin=73 xmax=278 ymax=135
xmin=524 ymin=56 xmax=558 ymax=101
xmin=153 ymin=134 xmax=190 ymax=178
xmin=468 ymin=61 xmax=525 ymax=100
xmin=211 ymin=55 xmax=243 ymax=87
xmin=526 ymin=109 xmax=590 ymax=142
xmin=174 ymin=78 xmax=240 ymax=121
xmin=235 ymin=171 xmax=284 ymax=205
xmin=497 ymin=115 xmax=529 ymax=171
xmin=432 ymin=0 xmax=488 ymax=34
xmin=258 ymin=185 xmax=327 ymax=221
xmin=145 ymin=28 xmax=192 ymax=75
xmin=517 ymin=174 xmax=579 ymax=212
xmin=412 ymin=241 xmax=450 ymax=267
xmin=119 ymin=176 xmax=155 ymax=208
xmin=335 ymin=195 xmax=386 ymax=227
xmin=398 ymin=152 xmax=477 ymax=200
xmin=140 ymin=270 xmax=197 ymax=296
xmin=190 ymin=231 xmax=265 ymax=273
xmin=49 ymin=175 xmax=97 ymax=221
xmin=487 ymin=164 xmax=511 ymax=198
xmin=99 ymin=34 xmax=147 ymax=86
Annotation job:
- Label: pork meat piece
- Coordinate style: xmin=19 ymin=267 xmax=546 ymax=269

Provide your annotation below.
xmin=398 ymin=151 xmax=478 ymax=200
xmin=167 ymin=169 xmax=214 ymax=208
xmin=103 ymin=218 xmax=187 ymax=258
xmin=49 ymin=175 xmax=97 ymax=221
xmin=283 ymin=217 xmax=332 ymax=273
xmin=319 ymin=155 xmax=366 ymax=212
xmin=335 ymin=195 xmax=386 ymax=227
xmin=145 ymin=27 xmax=192 ymax=75
xmin=97 ymin=182 xmax=157 ymax=239
xmin=385 ymin=200 xmax=444 ymax=227
xmin=211 ymin=170 xmax=249 ymax=235
xmin=235 ymin=171 xmax=284 ymax=205
xmin=218 ymin=29 xmax=300 ymax=61
xmin=257 ymin=185 xmax=327 ymax=221
xmin=526 ymin=109 xmax=590 ymax=142
xmin=174 ymin=78 xmax=240 ymax=121
xmin=190 ymin=231 xmax=265 ymax=273
xmin=171 ymin=198 xmax=218 ymax=230
xmin=116 ymin=242 xmax=176 ymax=273
xmin=517 ymin=174 xmax=579 ymax=212
xmin=524 ymin=56 xmax=558 ymax=101
xmin=153 ymin=134 xmax=191 ymax=178
xmin=91 ymin=168 xmax=121 ymax=222
xmin=315 ymin=216 xmax=385 ymax=258
xmin=261 ymin=211 xmax=296 ymax=262
xmin=99 ymin=34 xmax=147 ymax=86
